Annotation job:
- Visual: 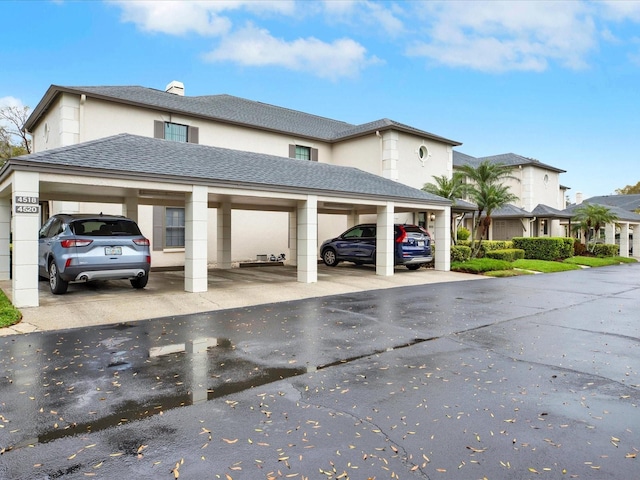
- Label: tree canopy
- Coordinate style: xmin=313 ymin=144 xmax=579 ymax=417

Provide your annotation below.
xmin=0 ymin=104 xmax=31 ymax=162
xmin=572 ymin=203 xmax=619 ymax=247
xmin=456 ymin=160 xmax=518 ymax=256
xmin=615 ymin=181 xmax=640 ymax=195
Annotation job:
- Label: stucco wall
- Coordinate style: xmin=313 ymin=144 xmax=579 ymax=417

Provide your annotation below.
xmin=395 ymin=132 xmax=452 ymax=191
xmin=505 ymin=165 xmax=563 ymax=211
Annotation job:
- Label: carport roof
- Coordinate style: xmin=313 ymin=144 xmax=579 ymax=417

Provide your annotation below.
xmin=531 ymin=203 xmax=572 ymax=218
xmin=1 ymin=134 xmax=451 ymax=205
xmin=562 ymin=202 xmax=640 ymax=223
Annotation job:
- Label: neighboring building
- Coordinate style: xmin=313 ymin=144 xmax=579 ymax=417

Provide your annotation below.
xmin=24 ymin=81 xmax=461 ymax=267
xmin=453 ymin=151 xmax=569 ymax=240
xmin=563 ymin=194 xmax=640 ymax=256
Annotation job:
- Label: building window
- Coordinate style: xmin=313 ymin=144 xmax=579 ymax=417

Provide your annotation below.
xmin=418 ymin=145 xmax=430 ymax=165
xmin=165 ymin=122 xmax=188 ymax=142
xmin=154 ymin=120 xmax=199 ymax=143
xmin=295 ymin=145 xmax=311 ymax=161
xmin=288 ymin=144 xmax=318 ymax=161
xmin=165 ymin=207 xmax=185 ymax=247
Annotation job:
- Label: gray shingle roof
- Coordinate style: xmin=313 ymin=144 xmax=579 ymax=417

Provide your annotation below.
xmin=563 ymin=201 xmax=640 ymax=222
xmin=2 ymin=134 xmax=450 ymax=205
xmin=531 ymin=204 xmax=572 ymax=218
xmin=490 ymin=204 xmax=534 ymax=218
xmin=26 ymin=85 xmax=461 ymax=145
xmin=582 ymin=194 xmax=640 ymax=212
xmin=452 ymin=150 xmax=482 ymax=167
xmin=453 ymin=150 xmax=565 ymax=173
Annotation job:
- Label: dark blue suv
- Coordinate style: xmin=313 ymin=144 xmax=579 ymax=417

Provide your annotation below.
xmin=320 ymin=223 xmax=432 ymax=270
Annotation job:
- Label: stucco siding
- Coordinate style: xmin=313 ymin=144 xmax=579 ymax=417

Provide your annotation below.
xmin=331 ymin=136 xmax=381 ymax=174
xmin=396 ymin=132 xmax=451 ymax=191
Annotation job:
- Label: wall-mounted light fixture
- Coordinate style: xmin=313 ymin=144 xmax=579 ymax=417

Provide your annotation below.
xmin=429 ymin=213 xmax=436 ymax=221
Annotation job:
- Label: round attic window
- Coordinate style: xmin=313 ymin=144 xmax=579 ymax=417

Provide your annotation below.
xmin=543 ymin=174 xmax=549 ymax=185
xmin=418 ymin=145 xmax=430 ymax=164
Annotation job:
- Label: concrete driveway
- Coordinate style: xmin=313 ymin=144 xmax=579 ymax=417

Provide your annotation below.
xmin=0 ymin=264 xmax=483 ymax=335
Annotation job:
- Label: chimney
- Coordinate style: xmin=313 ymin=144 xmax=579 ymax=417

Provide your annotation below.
xmin=575 ymin=192 xmax=583 ymax=205
xmin=165 ymin=81 xmax=185 ymax=96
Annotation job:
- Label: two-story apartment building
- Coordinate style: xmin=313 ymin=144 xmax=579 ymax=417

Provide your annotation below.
xmin=453 ymin=151 xmax=570 ymax=240
xmin=2 ymin=81 xmax=462 ymax=307
xmin=24 ymin=81 xmax=460 ymax=266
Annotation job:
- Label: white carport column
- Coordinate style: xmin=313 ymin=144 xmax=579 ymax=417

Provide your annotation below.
xmin=0 ymin=197 xmax=10 ymax=280
xmin=376 ymin=202 xmax=394 ymax=276
xmin=296 ymin=195 xmax=317 ymax=283
xmin=347 ymin=210 xmax=359 ymax=229
xmin=185 ymin=186 xmax=208 ymax=292
xmin=633 ymin=225 xmax=640 ymax=258
xmin=217 ymin=202 xmax=232 ymax=269
xmin=604 ymin=223 xmax=615 ymax=245
xmin=288 ymin=210 xmax=297 ymax=266
xmin=11 ymin=171 xmax=40 ymax=307
xmin=434 ymin=208 xmax=451 ymax=272
xmin=123 ymin=196 xmax=139 ymax=223
xmin=620 ymin=223 xmax=630 ymax=257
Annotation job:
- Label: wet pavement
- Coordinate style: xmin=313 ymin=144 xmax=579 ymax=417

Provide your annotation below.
xmin=0 ymin=263 xmax=639 ymax=479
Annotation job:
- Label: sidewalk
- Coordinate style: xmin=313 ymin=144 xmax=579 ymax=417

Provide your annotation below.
xmin=0 ymin=265 xmax=485 ymax=335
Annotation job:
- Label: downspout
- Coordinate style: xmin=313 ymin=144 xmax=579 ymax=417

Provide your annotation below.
xmin=79 ymin=94 xmax=86 ymax=143
xmin=526 ymin=217 xmax=536 ymax=236
xmin=375 ymin=130 xmax=383 ymax=172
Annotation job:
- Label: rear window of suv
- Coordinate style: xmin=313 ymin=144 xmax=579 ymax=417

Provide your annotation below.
xmin=71 ymin=220 xmax=142 ymax=236
xmin=403 ymin=225 xmax=424 ymax=233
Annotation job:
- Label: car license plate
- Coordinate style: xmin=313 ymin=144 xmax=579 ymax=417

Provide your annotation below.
xmin=105 ymin=246 xmax=122 ymax=255
xmin=418 ymin=240 xmax=424 ymax=246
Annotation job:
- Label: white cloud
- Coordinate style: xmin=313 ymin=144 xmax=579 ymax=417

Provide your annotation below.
xmin=0 ymin=96 xmax=23 ymax=109
xmin=111 ymin=0 xmax=297 ymax=36
xmin=405 ymin=0 xmax=597 ymax=73
xmin=203 ymin=24 xmax=381 ymax=80
xmin=598 ymin=0 xmax=640 ymax=22
xmin=320 ymin=0 xmax=405 ymax=37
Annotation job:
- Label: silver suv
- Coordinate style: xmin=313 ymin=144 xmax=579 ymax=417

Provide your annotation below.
xmin=38 ymin=213 xmax=151 ymax=294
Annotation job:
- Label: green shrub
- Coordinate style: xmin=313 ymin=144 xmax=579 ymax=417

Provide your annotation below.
xmin=512 ymin=237 xmax=574 ymax=260
xmin=574 ymin=241 xmax=587 ymax=256
xmin=592 ymin=243 xmax=619 ymax=257
xmin=458 ymin=240 xmax=513 ymax=258
xmin=485 ymin=248 xmax=525 ymax=262
xmin=456 ymin=227 xmax=470 ymax=241
xmin=451 ymin=245 xmax=471 ymax=262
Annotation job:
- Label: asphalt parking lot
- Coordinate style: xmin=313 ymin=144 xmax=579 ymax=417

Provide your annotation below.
xmin=0 ymin=263 xmax=638 ymax=479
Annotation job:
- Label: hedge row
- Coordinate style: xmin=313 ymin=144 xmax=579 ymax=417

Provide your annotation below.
xmin=485 ymin=248 xmax=525 ymax=262
xmin=511 ymin=237 xmax=575 ymax=260
xmin=592 ymin=243 xmax=619 ymax=257
xmin=452 ymin=236 xmax=621 ymax=262
xmin=451 ymin=245 xmax=472 ymax=262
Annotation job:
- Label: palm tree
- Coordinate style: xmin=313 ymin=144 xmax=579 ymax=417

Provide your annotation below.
xmin=456 ymin=160 xmax=518 ymax=257
xmin=422 ymin=172 xmax=469 ymax=200
xmin=572 ymin=203 xmax=619 ymax=249
xmin=422 ymin=173 xmax=470 ymax=244
xmin=469 ymin=183 xmax=519 ymax=247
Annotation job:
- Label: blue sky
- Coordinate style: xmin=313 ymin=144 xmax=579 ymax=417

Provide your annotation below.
xmin=2 ymin=0 xmax=640 ymax=201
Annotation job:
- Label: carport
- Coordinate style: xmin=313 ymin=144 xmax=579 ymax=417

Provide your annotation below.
xmin=0 ymin=134 xmax=451 ymax=308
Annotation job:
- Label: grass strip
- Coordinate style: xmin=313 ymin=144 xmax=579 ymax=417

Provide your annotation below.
xmin=0 ymin=288 xmax=22 ymax=328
